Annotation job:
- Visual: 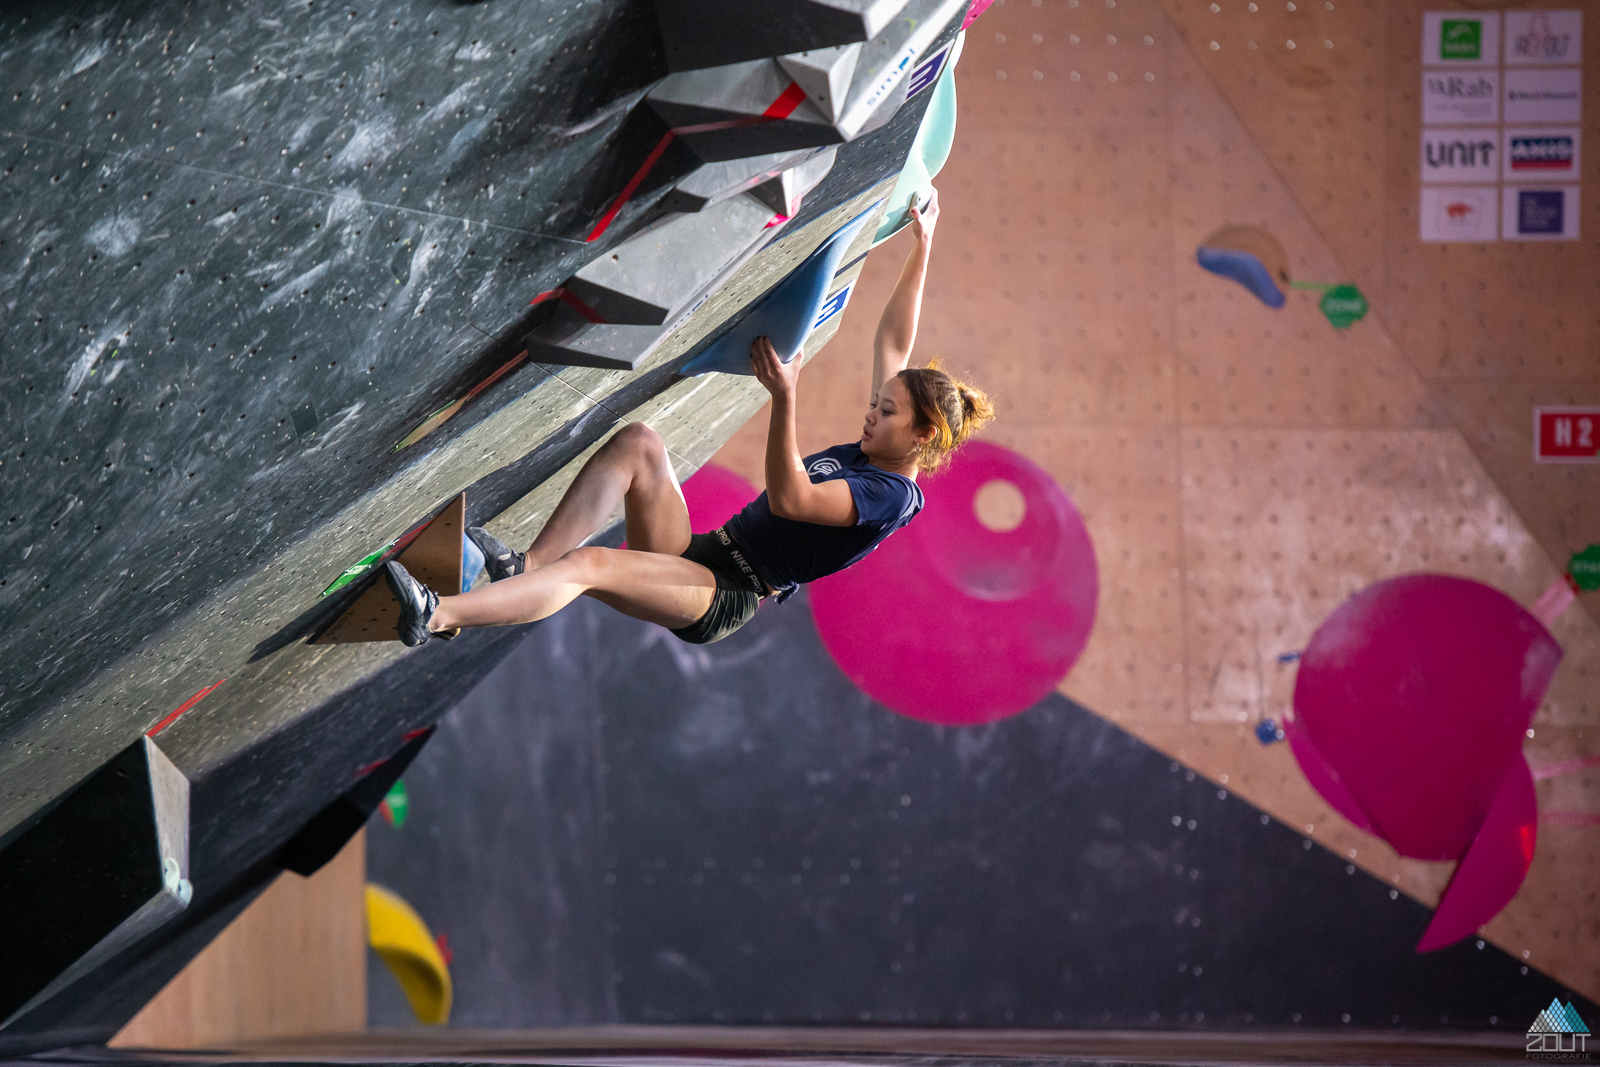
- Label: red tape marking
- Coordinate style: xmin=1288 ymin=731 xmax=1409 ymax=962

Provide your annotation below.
xmin=1532 ymin=754 xmax=1600 ymax=781
xmin=401 ymin=726 xmax=431 ymax=742
xmin=147 ymin=679 xmax=226 ymax=738
xmin=585 ymin=130 xmax=679 ymax=243
xmin=462 ymin=350 xmax=530 ymax=403
xmin=354 ymin=757 xmax=388 ymax=778
xmin=761 ymin=80 xmax=808 ymax=120
xmin=585 ymin=81 xmax=806 ymax=243
xmin=530 ymin=287 xmax=608 ymax=324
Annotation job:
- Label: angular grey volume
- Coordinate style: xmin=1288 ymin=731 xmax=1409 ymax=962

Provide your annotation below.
xmin=0 ymin=738 xmax=190 ymax=1029
xmin=648 ymin=60 xmax=844 ymax=161
xmin=568 ymin=196 xmax=780 ymax=325
xmin=778 ymin=46 xmax=864 ymax=123
xmin=750 ymin=148 xmax=839 ymax=217
xmin=655 ymin=0 xmax=913 ymax=71
xmin=661 ymin=148 xmax=830 ymax=214
xmin=830 ymin=0 xmax=969 ymax=139
xmin=526 ymin=193 xmax=780 ymax=370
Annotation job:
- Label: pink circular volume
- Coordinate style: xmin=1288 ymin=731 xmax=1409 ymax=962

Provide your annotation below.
xmin=1290 ymin=573 xmax=1561 ymax=951
xmin=681 ymin=464 xmax=760 ymax=534
xmin=810 ymin=441 xmax=1099 ymax=725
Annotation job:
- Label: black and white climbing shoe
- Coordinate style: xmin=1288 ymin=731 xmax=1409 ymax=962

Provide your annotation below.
xmin=385 ymin=561 xmax=442 ymax=647
xmin=466 ymin=526 xmax=525 ymax=582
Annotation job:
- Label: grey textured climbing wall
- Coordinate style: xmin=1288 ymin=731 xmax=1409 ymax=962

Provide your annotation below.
xmin=0 ymin=0 xmax=960 ymax=1050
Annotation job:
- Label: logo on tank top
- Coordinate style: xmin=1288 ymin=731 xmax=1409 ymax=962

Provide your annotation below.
xmin=808 ymin=457 xmax=843 ymax=478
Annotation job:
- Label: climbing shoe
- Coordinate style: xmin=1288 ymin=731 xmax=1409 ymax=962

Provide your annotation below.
xmin=466 ymin=526 xmax=525 ymax=582
xmin=385 ymin=561 xmax=442 ymax=647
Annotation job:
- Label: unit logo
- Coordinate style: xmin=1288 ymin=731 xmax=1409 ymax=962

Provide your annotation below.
xmin=1518 ymin=190 xmax=1565 ymax=235
xmin=1426 ymin=138 xmax=1495 ymax=169
xmin=1510 ymin=136 xmax=1575 ymax=173
xmin=1440 ymin=18 xmax=1482 ymax=60
xmin=1527 ymin=998 xmax=1591 ymax=1059
xmin=1512 ymin=13 xmax=1574 ymax=62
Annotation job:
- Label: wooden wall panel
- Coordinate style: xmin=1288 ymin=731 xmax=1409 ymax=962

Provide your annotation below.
xmin=711 ymin=0 xmax=1598 ymax=1006
xmin=110 ymin=831 xmax=366 ymax=1049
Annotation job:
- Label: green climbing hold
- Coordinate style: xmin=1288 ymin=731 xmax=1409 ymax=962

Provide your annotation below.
xmin=321 ymin=543 xmax=395 ymax=598
xmin=1319 ymin=284 xmax=1368 ymax=329
xmin=1569 ymin=544 xmax=1600 ymax=592
xmin=381 ymin=779 xmax=409 ymax=828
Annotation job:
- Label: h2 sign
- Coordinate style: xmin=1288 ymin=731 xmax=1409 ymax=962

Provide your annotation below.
xmin=1535 ymin=407 xmax=1600 ymax=463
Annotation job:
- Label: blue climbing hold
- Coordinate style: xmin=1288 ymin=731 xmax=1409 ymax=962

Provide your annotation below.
xmin=1196 ymin=223 xmax=1291 ymax=309
xmin=461 ymin=535 xmax=486 ymax=593
xmin=1197 ymin=246 xmax=1287 ymax=309
xmin=1256 ymin=719 xmax=1285 ymax=744
xmin=681 ymin=204 xmax=881 ymax=377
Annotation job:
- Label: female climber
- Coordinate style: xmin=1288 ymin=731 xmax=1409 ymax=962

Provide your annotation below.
xmin=385 ymin=188 xmax=993 ymax=646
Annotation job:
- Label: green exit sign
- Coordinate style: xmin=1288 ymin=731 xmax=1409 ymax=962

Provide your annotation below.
xmin=1441 ymin=19 xmax=1482 ymax=60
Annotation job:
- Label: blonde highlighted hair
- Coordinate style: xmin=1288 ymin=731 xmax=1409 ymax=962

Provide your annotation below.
xmin=895 ymin=360 xmax=995 ymax=472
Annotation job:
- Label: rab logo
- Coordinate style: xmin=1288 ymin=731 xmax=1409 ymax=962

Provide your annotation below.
xmin=808 ymin=457 xmax=844 ymax=477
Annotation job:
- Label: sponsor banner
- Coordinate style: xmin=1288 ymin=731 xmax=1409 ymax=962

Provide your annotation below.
xmin=1534 ymin=407 xmax=1600 ymax=463
xmin=1502 ymin=185 xmax=1580 ymax=241
xmin=1504 ymin=10 xmax=1582 ymax=66
xmin=1503 ymin=126 xmax=1580 ymax=182
xmin=1422 ymin=11 xmax=1500 ymax=66
xmin=1420 ymin=127 xmax=1499 ymax=182
xmin=1419 ymin=185 xmax=1498 ymax=241
xmin=1422 ymin=69 xmax=1500 ymax=124
xmin=1504 ymin=67 xmax=1582 ymax=123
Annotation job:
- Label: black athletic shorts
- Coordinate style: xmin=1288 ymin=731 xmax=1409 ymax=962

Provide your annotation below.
xmin=669 ymin=527 xmax=768 ymax=645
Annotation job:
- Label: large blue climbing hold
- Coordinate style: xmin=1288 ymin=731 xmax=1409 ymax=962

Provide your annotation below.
xmin=681 ymin=204 xmax=880 ymax=377
xmin=1196 ymin=246 xmax=1287 ymax=309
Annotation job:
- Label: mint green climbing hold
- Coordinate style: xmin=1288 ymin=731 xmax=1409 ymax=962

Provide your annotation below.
xmin=1320 ymin=284 xmax=1369 ymax=329
xmin=1569 ymin=544 xmax=1600 ymax=592
xmin=874 ymin=45 xmax=960 ymax=246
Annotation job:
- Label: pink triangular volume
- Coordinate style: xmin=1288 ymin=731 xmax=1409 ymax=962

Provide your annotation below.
xmin=1416 ymin=757 xmax=1538 ymax=953
xmin=962 ymin=0 xmax=996 ymax=29
xmin=1284 ymin=716 xmax=1382 ymax=837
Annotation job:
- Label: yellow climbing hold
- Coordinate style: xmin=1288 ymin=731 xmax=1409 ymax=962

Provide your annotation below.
xmin=365 ymin=883 xmax=452 ymax=1025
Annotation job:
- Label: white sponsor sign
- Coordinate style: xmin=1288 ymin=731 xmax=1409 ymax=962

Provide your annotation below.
xmin=1504 ymin=68 xmax=1583 ymax=123
xmin=1420 ymin=186 xmax=1499 ymax=241
xmin=1503 ymin=127 xmax=1580 ymax=182
xmin=1504 ymin=10 xmax=1582 ymax=66
xmin=1502 ymin=186 xmax=1580 ymax=241
xmin=1422 ymin=12 xmax=1501 ymax=66
xmin=1421 ymin=127 xmax=1499 ymax=182
xmin=1422 ymin=69 xmax=1500 ymax=124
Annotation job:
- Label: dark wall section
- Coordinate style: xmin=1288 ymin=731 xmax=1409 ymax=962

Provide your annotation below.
xmin=369 ymin=592 xmax=1599 ymax=1031
xmin=0 ymin=618 xmax=533 ymax=1054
